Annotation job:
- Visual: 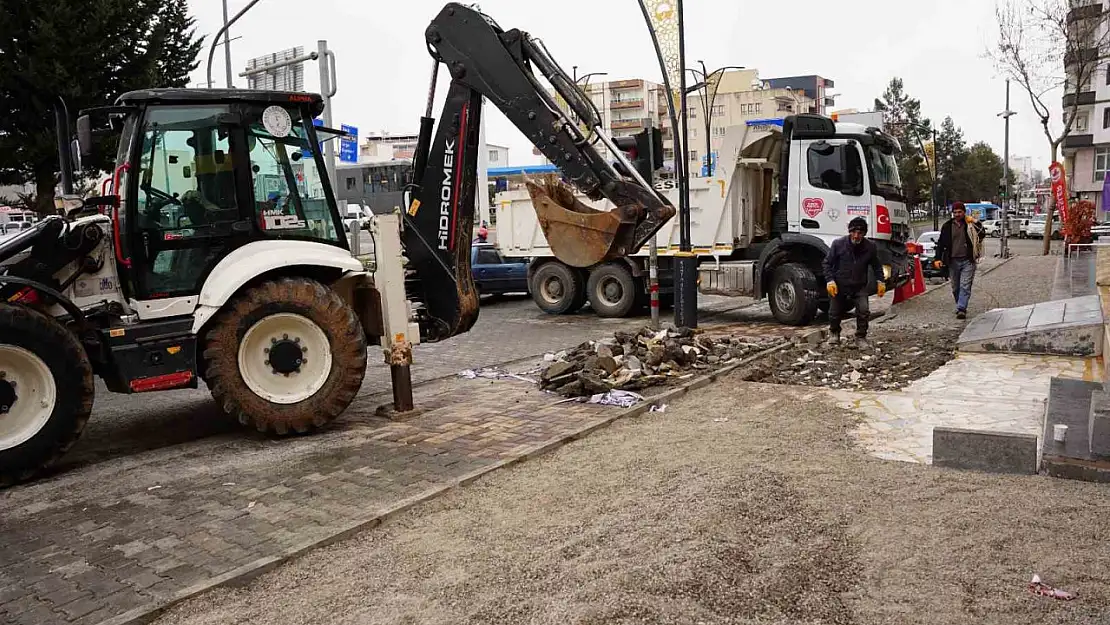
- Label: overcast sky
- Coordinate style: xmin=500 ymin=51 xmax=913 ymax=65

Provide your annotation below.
xmin=185 ymin=0 xmax=1059 ymax=172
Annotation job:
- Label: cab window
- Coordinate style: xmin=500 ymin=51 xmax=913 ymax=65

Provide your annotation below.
xmin=245 ymin=108 xmax=341 ymax=244
xmin=807 ymin=142 xmax=863 ymax=195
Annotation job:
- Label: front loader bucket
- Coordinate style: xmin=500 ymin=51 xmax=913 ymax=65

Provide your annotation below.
xmin=526 ymin=180 xmax=641 ymax=268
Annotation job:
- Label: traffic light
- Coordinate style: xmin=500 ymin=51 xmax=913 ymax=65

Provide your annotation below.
xmin=612 ymin=126 xmax=664 ymax=182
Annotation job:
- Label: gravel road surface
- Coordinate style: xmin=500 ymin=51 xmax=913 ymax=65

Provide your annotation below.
xmin=156 ymin=378 xmax=1108 ymax=623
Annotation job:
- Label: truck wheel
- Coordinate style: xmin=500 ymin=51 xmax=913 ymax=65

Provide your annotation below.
xmin=587 ymin=263 xmax=638 ymax=318
xmin=768 ymin=263 xmax=819 ymax=326
xmin=0 ymin=304 xmax=94 ymax=487
xmin=203 ymin=277 xmax=367 ymax=435
xmin=531 ymin=262 xmax=585 ymax=315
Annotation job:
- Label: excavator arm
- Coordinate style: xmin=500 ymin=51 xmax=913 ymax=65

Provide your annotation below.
xmin=403 ymin=2 xmax=676 ymax=343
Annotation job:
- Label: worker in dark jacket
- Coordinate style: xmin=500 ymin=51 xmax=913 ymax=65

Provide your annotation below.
xmin=933 ymin=201 xmax=985 ymax=320
xmin=822 ymin=217 xmax=887 ymax=347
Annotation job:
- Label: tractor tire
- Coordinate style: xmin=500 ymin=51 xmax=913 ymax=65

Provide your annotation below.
xmin=203 ymin=277 xmax=367 ymax=435
xmin=0 ymin=304 xmax=94 ymax=487
xmin=768 ymin=263 xmax=820 ymax=326
xmin=587 ymin=263 xmax=638 ymax=318
xmin=530 ymin=262 xmax=585 ymax=315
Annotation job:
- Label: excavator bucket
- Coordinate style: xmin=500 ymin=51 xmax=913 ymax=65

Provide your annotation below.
xmin=526 ymin=179 xmax=642 ymax=268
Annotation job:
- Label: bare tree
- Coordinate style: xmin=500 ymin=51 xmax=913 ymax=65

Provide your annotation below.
xmin=991 ymin=0 xmax=1110 ymax=254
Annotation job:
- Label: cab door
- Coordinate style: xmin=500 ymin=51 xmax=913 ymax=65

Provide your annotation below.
xmin=795 ymin=139 xmax=867 ymax=235
xmin=126 ymin=105 xmax=250 ymax=306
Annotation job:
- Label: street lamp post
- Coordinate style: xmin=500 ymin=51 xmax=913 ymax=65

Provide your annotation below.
xmin=998 ymin=79 xmax=1015 ymax=259
xmin=685 ymin=63 xmax=744 ymax=178
xmin=637 ymin=0 xmax=696 ymax=327
xmin=206 ymin=0 xmax=267 ymax=88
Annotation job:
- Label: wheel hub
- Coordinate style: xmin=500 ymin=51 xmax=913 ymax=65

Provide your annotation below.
xmin=267 ymin=337 xmax=306 ymax=375
xmin=0 ymin=377 xmax=17 ymax=414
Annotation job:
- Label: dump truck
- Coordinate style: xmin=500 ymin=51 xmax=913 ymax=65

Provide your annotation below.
xmin=494 ymin=115 xmax=914 ymax=324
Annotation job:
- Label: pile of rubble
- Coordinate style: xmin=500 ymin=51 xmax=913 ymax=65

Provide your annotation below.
xmin=746 ymin=329 xmax=959 ymax=391
xmin=540 ymin=327 xmax=788 ymax=398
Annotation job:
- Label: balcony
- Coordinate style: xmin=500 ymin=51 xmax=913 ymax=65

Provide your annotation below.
xmin=1063 ymin=91 xmax=1097 ymax=107
xmin=1068 ymin=2 xmax=1102 ymax=22
xmin=609 ymin=79 xmax=643 ymax=90
xmin=609 ymin=98 xmax=644 ymax=110
xmin=611 ymin=119 xmax=644 ymax=130
xmin=1063 ymin=133 xmax=1094 ymax=149
xmin=1064 ymin=47 xmax=1099 ymax=66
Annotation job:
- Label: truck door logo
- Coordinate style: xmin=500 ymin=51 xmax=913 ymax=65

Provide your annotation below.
xmin=802 ymin=198 xmax=824 ymax=217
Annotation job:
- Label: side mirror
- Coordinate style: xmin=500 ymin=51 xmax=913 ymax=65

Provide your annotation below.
xmin=76 ymin=115 xmax=93 ymax=158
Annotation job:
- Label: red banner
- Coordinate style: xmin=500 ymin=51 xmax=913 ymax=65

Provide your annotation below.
xmin=1049 ymin=161 xmax=1070 ymax=223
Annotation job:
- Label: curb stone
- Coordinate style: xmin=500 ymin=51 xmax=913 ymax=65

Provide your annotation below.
xmin=96 ymin=329 xmax=796 ymax=625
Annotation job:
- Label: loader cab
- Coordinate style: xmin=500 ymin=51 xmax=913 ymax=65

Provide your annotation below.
xmin=92 ymin=89 xmax=347 ymax=302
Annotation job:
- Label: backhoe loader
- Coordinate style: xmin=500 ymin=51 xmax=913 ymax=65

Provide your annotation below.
xmin=0 ymin=2 xmax=674 ymax=485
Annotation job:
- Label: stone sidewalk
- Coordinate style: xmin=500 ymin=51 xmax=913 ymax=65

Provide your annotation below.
xmin=0 ymin=318 xmax=809 ymax=625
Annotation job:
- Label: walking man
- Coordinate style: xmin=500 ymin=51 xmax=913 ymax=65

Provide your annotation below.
xmin=934 ymin=201 xmax=985 ymax=320
xmin=823 ymin=217 xmax=886 ymax=348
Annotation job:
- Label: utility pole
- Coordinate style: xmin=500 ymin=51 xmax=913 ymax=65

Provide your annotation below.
xmin=317 ymin=40 xmax=339 ymax=195
xmin=645 ymin=115 xmax=660 ymax=330
xmin=674 ymin=0 xmax=697 ymax=328
xmin=999 ymin=79 xmax=1015 ymax=259
xmin=222 ymin=0 xmax=233 ymax=88
xmin=932 ymin=127 xmax=940 ymax=232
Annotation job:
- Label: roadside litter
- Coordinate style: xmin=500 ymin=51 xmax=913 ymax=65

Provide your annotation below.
xmin=552 ymin=389 xmax=645 ymax=408
xmin=1028 ymin=574 xmax=1077 ymax=601
xmin=458 ymin=367 xmax=538 ymax=384
xmin=540 ymin=326 xmax=786 ymax=398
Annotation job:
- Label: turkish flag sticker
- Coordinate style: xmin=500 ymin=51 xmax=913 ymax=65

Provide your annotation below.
xmin=802 ymin=198 xmax=825 ymax=217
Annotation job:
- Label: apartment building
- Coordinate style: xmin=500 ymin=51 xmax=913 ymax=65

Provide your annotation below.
xmin=684 ymin=69 xmax=817 ymax=176
xmin=1061 ymin=0 xmax=1110 ymax=210
xmin=553 ymin=69 xmax=823 ymax=175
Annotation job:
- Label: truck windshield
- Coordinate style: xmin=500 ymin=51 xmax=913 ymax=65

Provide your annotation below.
xmin=866 ymin=145 xmax=902 ymax=190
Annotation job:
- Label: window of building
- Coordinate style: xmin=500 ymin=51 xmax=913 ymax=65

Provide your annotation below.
xmin=488 ymin=150 xmax=500 ymax=163
xmin=345 ymin=176 xmax=357 ymax=190
xmin=689 ymin=127 xmax=697 ymax=137
xmin=711 ymin=104 xmax=725 ymax=117
xmin=1103 ymin=107 xmax=1110 ymax=129
xmin=663 ymin=148 xmax=675 ymax=160
xmin=1075 ymin=112 xmax=1090 ymax=132
xmin=1095 ymin=148 xmax=1110 ymax=183
xmin=690 ymin=150 xmax=698 ymax=162
xmin=754 ymin=103 xmax=762 ymax=114
xmin=712 ymin=127 xmax=727 ymax=137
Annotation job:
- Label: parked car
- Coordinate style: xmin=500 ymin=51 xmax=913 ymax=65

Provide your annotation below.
xmin=981 ymin=220 xmax=999 ymax=237
xmin=343 ymin=204 xmax=372 ymax=232
xmin=1027 ymin=215 xmax=1062 ymax=239
xmin=912 ymin=230 xmax=945 ymax=278
xmin=1093 ymin=221 xmax=1110 ymax=240
xmin=472 ymin=243 xmax=529 ymax=295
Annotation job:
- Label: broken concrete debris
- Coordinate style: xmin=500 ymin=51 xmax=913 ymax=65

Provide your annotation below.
xmin=540 ymin=327 xmax=787 ymax=398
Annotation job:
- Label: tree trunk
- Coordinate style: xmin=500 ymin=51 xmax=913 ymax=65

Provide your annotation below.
xmin=1041 ymin=143 xmax=1060 ymax=256
xmin=34 ymin=166 xmax=56 ymax=217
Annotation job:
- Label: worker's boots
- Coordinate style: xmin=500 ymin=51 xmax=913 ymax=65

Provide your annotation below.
xmin=825 ymin=332 xmax=841 ymax=347
xmin=852 ymin=336 xmax=871 ymax=350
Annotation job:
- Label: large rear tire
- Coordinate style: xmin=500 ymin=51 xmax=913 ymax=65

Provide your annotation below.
xmin=530 ymin=262 xmax=585 ymax=315
xmin=0 ymin=304 xmax=94 ymax=487
xmin=768 ymin=262 xmax=820 ymax=326
xmin=203 ymin=277 xmax=367 ymax=435
xmin=586 ymin=263 xmax=638 ymax=318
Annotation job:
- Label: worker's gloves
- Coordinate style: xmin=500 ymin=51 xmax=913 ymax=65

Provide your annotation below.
xmin=826 ymin=281 xmax=838 ymax=298
xmin=877 ymin=282 xmax=887 ymax=298
xmin=933 ymin=260 xmax=944 ymax=270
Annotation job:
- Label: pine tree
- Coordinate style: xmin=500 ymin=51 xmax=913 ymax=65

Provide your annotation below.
xmin=874 ymin=78 xmax=932 ymax=209
xmin=935 ymin=116 xmax=969 ymax=205
xmin=0 ymin=0 xmax=202 ymax=213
